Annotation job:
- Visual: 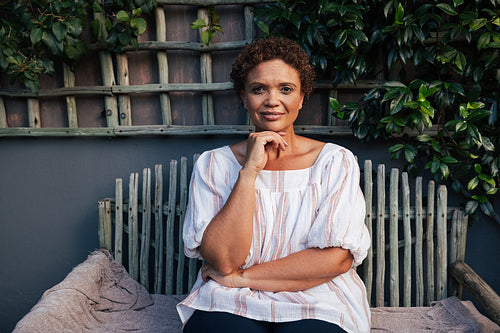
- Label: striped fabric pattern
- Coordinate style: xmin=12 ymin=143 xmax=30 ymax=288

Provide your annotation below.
xmin=177 ymin=143 xmax=371 ymax=333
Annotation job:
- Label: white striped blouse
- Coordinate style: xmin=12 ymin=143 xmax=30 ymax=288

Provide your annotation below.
xmin=177 ymin=143 xmax=371 ymax=333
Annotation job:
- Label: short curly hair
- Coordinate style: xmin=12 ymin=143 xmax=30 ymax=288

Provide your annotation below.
xmin=230 ymin=37 xmax=316 ymax=100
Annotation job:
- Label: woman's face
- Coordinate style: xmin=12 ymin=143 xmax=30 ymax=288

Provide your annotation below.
xmin=240 ymin=59 xmax=305 ymax=133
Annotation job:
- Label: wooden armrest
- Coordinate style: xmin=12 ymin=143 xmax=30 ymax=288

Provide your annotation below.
xmin=449 ymin=260 xmax=500 ymax=326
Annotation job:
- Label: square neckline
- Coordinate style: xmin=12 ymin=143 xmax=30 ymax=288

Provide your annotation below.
xmin=224 ymin=143 xmax=332 ymax=174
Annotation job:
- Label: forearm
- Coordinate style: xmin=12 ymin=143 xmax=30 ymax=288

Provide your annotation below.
xmin=241 ymin=271 xmax=334 ymax=292
xmin=205 ymin=247 xmax=354 ymax=292
xmin=199 ymin=168 xmax=257 ymax=274
xmin=242 ymin=247 xmax=353 ymax=291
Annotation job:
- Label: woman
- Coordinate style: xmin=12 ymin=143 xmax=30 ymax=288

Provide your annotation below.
xmin=177 ymin=37 xmax=371 ymax=333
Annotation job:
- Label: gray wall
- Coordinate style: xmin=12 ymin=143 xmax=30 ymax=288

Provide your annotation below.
xmin=1 ymin=136 xmax=499 ymax=332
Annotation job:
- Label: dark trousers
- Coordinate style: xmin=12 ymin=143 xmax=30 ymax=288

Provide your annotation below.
xmin=184 ymin=310 xmax=346 ymax=333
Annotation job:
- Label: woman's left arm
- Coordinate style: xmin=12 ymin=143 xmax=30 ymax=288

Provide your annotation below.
xmin=202 ymin=246 xmax=353 ymax=292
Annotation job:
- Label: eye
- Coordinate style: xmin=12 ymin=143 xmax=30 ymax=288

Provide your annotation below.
xmin=250 ymin=86 xmax=265 ymax=94
xmin=281 ymin=86 xmax=294 ymax=94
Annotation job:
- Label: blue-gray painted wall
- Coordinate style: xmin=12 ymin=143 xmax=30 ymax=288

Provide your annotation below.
xmin=1 ymin=136 xmax=499 ymax=332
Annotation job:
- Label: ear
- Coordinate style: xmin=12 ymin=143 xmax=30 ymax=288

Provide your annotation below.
xmin=298 ymin=92 xmax=305 ymax=110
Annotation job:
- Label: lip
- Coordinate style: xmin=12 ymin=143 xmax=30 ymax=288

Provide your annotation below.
xmin=260 ymin=111 xmax=285 ymax=121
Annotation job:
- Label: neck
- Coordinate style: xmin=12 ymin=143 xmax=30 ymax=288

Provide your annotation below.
xmin=266 ymin=129 xmax=298 ymax=160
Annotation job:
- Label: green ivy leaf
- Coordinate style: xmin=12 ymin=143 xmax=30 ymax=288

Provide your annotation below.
xmin=441 ymin=156 xmax=458 ymax=164
xmin=190 ymin=18 xmax=207 ymax=30
xmin=467 ymin=176 xmax=479 ymax=190
xmin=481 ymin=136 xmax=495 ymax=151
xmin=256 ymin=21 xmax=269 ymax=35
xmin=329 ymin=97 xmax=340 ymax=111
xmin=131 ymin=17 xmax=147 ymax=35
xmin=465 ymin=200 xmax=478 ymax=215
xmin=118 ymin=32 xmax=131 ymax=46
xmin=116 ymin=10 xmax=130 ymax=22
xmin=477 ymin=32 xmax=491 ymax=51
xmin=201 ymin=30 xmax=213 ymax=46
xmin=440 ymin=162 xmax=450 ymax=178
xmin=91 ymin=19 xmax=103 ymax=41
xmin=395 ymin=3 xmax=404 ymax=24
xmin=435 ymin=3 xmax=457 ymax=16
xmin=458 ymin=104 xmax=468 ymax=118
xmin=416 ymin=134 xmax=432 ymax=142
xmin=332 ymin=30 xmax=348 ymax=48
xmin=52 ymin=22 xmax=68 ymax=42
xmin=30 ymin=28 xmax=43 ymax=45
xmin=388 ymin=143 xmax=405 ymax=152
xmin=404 ymin=145 xmax=417 ymax=163
xmin=471 ymin=195 xmax=487 ymax=203
xmin=431 ymin=140 xmax=441 ymax=153
xmin=24 ymin=76 xmax=40 ymax=93
xmin=454 ymin=52 xmax=466 ymax=72
xmin=42 ymin=33 xmax=63 ymax=54
xmin=480 ymin=201 xmax=494 ymax=216
xmin=431 ymin=158 xmax=440 ymax=173
xmin=470 ymin=18 xmax=488 ymax=31
xmin=64 ymin=45 xmax=80 ymax=61
xmin=486 ymin=188 xmax=498 ymax=195
xmin=486 ymin=41 xmax=500 ymax=49
xmin=132 ymin=8 xmax=143 ymax=17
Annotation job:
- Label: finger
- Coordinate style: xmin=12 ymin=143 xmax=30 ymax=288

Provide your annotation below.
xmin=277 ymin=132 xmax=289 ymax=150
xmin=202 ymin=269 xmax=211 ymax=282
xmin=201 ymin=264 xmax=210 ymax=281
xmin=251 ymin=131 xmax=287 ymax=150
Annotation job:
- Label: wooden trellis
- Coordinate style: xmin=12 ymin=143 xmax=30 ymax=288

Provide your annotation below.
xmin=0 ymin=0 xmax=384 ymax=137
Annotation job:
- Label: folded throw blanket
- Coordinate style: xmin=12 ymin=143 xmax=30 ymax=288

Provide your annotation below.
xmin=13 ymin=250 xmax=183 ymax=332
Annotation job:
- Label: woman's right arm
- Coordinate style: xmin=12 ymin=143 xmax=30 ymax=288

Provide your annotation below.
xmin=198 ymin=131 xmax=288 ymax=275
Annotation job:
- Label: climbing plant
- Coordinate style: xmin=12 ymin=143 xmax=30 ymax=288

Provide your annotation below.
xmin=0 ymin=0 xmax=156 ymax=92
xmin=256 ymin=0 xmax=500 ymax=223
xmin=190 ymin=6 xmax=224 ymax=46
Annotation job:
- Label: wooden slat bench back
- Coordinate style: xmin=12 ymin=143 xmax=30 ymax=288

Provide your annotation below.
xmin=98 ymin=155 xmax=468 ymax=308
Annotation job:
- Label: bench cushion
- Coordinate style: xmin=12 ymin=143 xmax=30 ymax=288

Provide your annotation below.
xmin=14 ymin=251 xmax=499 ymax=332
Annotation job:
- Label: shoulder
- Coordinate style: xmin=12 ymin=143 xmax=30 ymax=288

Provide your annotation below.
xmin=318 ymin=142 xmax=357 ymax=163
xmin=314 ymin=143 xmax=360 ymax=177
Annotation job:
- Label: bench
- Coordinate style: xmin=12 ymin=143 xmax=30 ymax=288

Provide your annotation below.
xmin=97 ymin=155 xmax=500 ymax=324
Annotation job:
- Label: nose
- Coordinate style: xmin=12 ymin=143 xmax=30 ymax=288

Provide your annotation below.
xmin=265 ymin=90 xmax=279 ymax=106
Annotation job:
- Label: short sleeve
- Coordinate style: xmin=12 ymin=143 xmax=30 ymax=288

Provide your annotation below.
xmin=307 ymin=148 xmax=370 ymax=266
xmin=182 ymin=149 xmax=236 ymax=259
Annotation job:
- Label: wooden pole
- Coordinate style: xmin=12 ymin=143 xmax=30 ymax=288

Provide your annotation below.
xmin=436 ymin=185 xmax=448 ymax=300
xmin=115 ymin=178 xmax=124 ymax=264
xmin=389 ymin=168 xmax=399 ymax=307
xmin=426 ymin=180 xmax=436 ymax=304
xmin=415 ymin=177 xmax=424 ymax=306
xmin=402 ymin=172 xmax=411 ymax=307
xmin=155 ymin=6 xmax=173 ymax=125
xmin=363 ymin=160 xmax=373 ymax=305
xmin=140 ymin=168 xmax=152 ymax=289
xmin=165 ymin=160 xmax=178 ymax=294
xmin=129 ymin=172 xmax=139 ymax=280
xmin=63 ymin=63 xmax=78 ymax=128
xmin=449 ymin=261 xmax=500 ymax=326
xmin=376 ymin=164 xmax=386 ymax=307
xmin=154 ymin=164 xmax=164 ymax=294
